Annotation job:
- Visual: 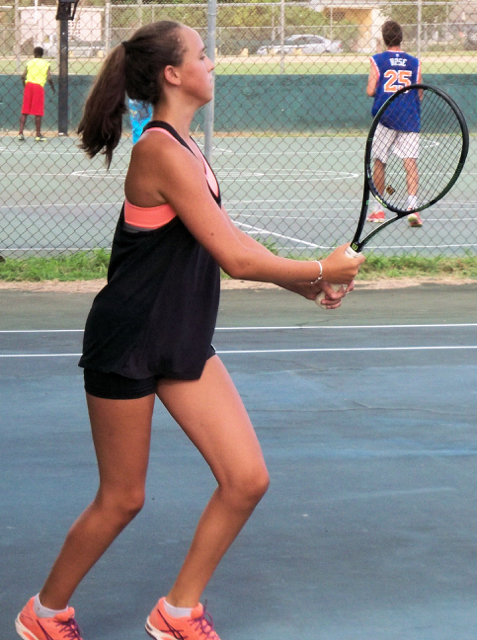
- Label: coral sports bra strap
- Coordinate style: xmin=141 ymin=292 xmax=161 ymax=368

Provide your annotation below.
xmin=142 ymin=121 xmax=220 ymax=200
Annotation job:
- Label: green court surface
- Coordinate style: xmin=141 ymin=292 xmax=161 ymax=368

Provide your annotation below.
xmin=1 ymin=283 xmax=477 ymax=640
xmin=1 ymin=134 xmax=476 ymax=258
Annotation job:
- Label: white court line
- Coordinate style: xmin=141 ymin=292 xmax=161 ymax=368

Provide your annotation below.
xmin=4 ymin=170 xmax=359 ymax=182
xmin=215 ymin=150 xmax=361 ymax=157
xmin=220 ymin=176 xmax=359 ymax=183
xmin=1 ymin=345 xmax=477 ymax=358
xmin=1 ymin=198 xmax=476 ymax=210
xmin=217 ymin=346 xmax=477 ymax=354
xmin=0 ymin=353 xmax=82 ymax=358
xmin=233 ymin=216 xmax=477 ymax=223
xmin=0 ymin=329 xmax=84 ymax=333
xmin=226 ymin=197 xmax=477 ymax=204
xmin=3 ymin=241 xmax=477 ymax=252
xmin=218 ymin=323 xmax=477 ymax=331
xmin=236 ymin=221 xmax=322 ymax=248
xmin=1 ymin=323 xmax=477 ymax=334
xmin=0 ymin=247 xmax=112 ymax=252
xmin=0 ymin=202 xmax=122 ymax=210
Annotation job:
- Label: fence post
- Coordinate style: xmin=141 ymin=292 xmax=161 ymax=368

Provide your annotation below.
xmin=58 ymin=14 xmax=69 ymax=135
xmin=280 ymin=0 xmax=285 ymax=74
xmin=204 ymin=0 xmax=216 ymax=162
xmin=417 ymin=0 xmax=422 ymax=57
xmin=105 ymin=1 xmax=111 ymax=54
xmin=14 ymin=0 xmax=20 ymax=73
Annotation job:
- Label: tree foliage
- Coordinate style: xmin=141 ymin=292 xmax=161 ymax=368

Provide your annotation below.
xmin=384 ymin=0 xmax=453 ymax=29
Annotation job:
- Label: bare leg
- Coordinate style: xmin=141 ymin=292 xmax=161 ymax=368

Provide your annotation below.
xmin=35 ymin=116 xmax=42 ymax=137
xmin=404 ymin=157 xmax=418 ymax=197
xmin=373 ymin=159 xmax=386 ymax=196
xmin=19 ymin=114 xmax=27 ymax=135
xmin=39 ymin=393 xmax=155 ymax=609
xmin=157 ymin=356 xmax=270 ymax=608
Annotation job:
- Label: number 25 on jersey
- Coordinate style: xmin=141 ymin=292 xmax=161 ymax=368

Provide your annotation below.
xmin=383 ymin=69 xmax=412 ymax=93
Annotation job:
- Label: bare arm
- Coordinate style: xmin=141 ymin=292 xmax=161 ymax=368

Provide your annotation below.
xmin=220 ymin=206 xmax=354 ymax=308
xmin=367 ymin=62 xmax=378 ymax=97
xmin=126 ymin=134 xmax=364 ymax=285
xmin=21 ymin=68 xmax=27 ymax=86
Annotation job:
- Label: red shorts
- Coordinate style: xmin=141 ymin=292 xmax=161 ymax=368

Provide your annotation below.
xmin=21 ymin=82 xmax=45 ymax=116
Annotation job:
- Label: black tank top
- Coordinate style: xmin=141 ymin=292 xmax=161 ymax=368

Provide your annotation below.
xmin=78 ymin=121 xmax=221 ymax=379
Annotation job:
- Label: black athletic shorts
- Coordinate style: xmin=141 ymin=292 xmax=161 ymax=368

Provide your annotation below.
xmin=83 ymin=369 xmax=159 ymax=400
xmin=83 ymin=346 xmax=216 ymax=400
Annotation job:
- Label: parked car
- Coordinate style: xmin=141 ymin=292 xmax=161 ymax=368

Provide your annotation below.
xmin=257 ymin=34 xmax=342 ymax=55
xmin=43 ymin=33 xmax=105 ymax=58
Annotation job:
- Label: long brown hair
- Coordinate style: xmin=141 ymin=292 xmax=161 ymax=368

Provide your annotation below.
xmin=78 ymin=21 xmax=185 ymax=167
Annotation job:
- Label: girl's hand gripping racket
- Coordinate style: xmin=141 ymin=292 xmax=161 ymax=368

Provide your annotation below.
xmin=316 ymin=83 xmax=469 ymax=305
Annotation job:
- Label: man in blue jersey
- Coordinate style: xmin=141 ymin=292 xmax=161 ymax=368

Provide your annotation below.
xmin=366 ymin=20 xmax=423 ymax=227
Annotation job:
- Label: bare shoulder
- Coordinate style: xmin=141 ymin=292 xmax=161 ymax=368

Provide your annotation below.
xmin=126 ymin=128 xmax=205 ymax=205
xmin=131 ymin=129 xmax=203 ymax=179
xmin=131 ymin=129 xmax=195 ymax=173
xmin=132 ymin=129 xmax=178 ymax=160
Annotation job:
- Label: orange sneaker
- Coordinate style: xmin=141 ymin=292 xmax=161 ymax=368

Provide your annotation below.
xmin=367 ymin=210 xmax=385 ymax=223
xmin=145 ymin=597 xmax=221 ymax=640
xmin=15 ymin=597 xmax=83 ymax=640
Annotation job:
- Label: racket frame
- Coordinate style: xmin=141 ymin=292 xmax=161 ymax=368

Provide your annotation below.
xmin=350 ymin=83 xmax=469 ymax=253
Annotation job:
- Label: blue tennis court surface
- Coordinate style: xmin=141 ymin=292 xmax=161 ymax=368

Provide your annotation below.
xmin=1 ymin=284 xmax=477 ymax=640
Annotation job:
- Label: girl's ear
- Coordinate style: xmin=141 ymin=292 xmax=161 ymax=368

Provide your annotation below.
xmin=163 ymin=64 xmax=181 ymax=87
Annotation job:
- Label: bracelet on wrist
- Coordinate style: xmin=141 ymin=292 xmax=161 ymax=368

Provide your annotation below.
xmin=312 ymin=260 xmax=323 ymax=283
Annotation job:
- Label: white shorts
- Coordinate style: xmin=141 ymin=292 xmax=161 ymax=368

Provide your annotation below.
xmin=372 ymin=123 xmax=420 ymax=163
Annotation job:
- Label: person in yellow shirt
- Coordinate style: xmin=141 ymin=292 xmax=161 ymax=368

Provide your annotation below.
xmin=18 ymin=46 xmax=55 ymax=142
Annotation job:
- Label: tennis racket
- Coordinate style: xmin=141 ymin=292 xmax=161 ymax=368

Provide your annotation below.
xmin=316 ymin=83 xmax=469 ymax=305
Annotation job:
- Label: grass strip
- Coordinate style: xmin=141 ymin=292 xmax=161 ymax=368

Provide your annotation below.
xmin=358 ymin=254 xmax=477 ymax=279
xmin=3 ymin=57 xmax=477 ymax=76
xmin=0 ymin=250 xmax=110 ymax=282
xmin=0 ymin=251 xmax=476 ymax=282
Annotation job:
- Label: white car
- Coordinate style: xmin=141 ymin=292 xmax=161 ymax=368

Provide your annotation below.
xmin=257 ymin=34 xmax=342 ymax=55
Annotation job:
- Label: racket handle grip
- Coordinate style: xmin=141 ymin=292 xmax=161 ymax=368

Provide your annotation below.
xmin=345 ymin=246 xmax=360 ymax=258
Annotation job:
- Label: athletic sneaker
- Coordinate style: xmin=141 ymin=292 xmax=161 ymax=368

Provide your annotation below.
xmin=18 ymin=134 xmax=25 ymax=141
xmin=35 ymin=136 xmax=47 ymax=142
xmin=408 ymin=213 xmax=423 ymax=227
xmin=367 ymin=210 xmax=385 ymax=223
xmin=146 ymin=597 xmax=221 ymax=640
xmin=15 ymin=597 xmax=83 ymax=640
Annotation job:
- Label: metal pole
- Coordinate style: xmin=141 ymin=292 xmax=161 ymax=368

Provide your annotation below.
xmin=137 ymin=0 xmax=142 ymax=28
xmin=14 ymin=0 xmax=20 ymax=73
xmin=204 ymin=0 xmax=216 ymax=162
xmin=105 ymin=1 xmax=111 ymax=54
xmin=417 ymin=0 xmax=422 ymax=57
xmin=34 ymin=0 xmax=38 ymax=46
xmin=58 ymin=15 xmax=68 ymax=135
xmin=280 ymin=0 xmax=285 ymax=74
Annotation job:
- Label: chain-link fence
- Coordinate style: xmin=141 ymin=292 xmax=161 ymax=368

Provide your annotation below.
xmin=0 ymin=0 xmax=476 ymax=258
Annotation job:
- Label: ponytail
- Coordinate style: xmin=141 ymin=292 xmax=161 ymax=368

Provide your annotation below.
xmin=78 ymin=20 xmax=184 ymax=168
xmin=78 ymin=44 xmax=127 ymax=168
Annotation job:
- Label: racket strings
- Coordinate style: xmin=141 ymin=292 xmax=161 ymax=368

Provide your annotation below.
xmin=370 ymin=88 xmax=465 ymax=213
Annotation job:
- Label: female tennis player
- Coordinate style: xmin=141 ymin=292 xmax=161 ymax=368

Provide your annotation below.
xmin=15 ymin=21 xmax=364 ymax=640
